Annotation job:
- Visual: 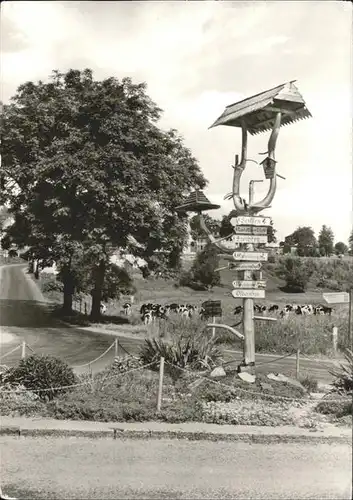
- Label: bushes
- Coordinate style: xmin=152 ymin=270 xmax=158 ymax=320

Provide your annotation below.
xmin=329 ymin=348 xmax=353 ymax=395
xmin=276 ymin=257 xmax=313 ymax=292
xmin=4 ymin=355 xmax=77 ymax=401
xmin=180 ymin=243 xmax=220 ymax=290
xmin=40 ymin=273 xmax=63 ymax=293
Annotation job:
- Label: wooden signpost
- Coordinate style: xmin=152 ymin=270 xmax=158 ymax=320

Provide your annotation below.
xmin=232 ymin=280 xmax=266 ymax=289
xmin=232 ymin=289 xmax=266 ymax=299
xmin=232 ymin=216 xmax=271 ymax=226
xmin=225 ymin=235 xmax=268 ymax=245
xmin=230 ymin=262 xmax=262 ymax=271
xmin=232 ymin=251 xmax=268 ymax=262
xmin=234 ymin=226 xmax=268 ymax=235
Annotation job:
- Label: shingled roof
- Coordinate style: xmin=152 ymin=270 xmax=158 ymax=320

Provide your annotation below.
xmin=175 ymin=190 xmax=220 ymax=213
xmin=209 ymin=81 xmax=311 ymax=135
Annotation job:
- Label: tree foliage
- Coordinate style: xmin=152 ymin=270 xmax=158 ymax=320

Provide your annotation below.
xmin=284 ymin=226 xmax=318 ymax=257
xmin=318 ymin=225 xmax=334 ymax=257
xmin=1 ymin=69 xmax=206 ymax=318
xmin=276 ymin=256 xmax=313 ymax=292
xmin=334 ymin=242 xmax=348 ymax=256
xmin=349 ymin=230 xmax=353 ymax=256
xmin=188 ymin=243 xmax=220 ymax=290
xmin=189 ymin=214 xmax=220 ymax=241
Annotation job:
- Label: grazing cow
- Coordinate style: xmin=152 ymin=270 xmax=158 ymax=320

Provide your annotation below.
xmin=254 ymin=304 xmax=267 ymax=313
xmin=142 ymin=310 xmax=153 ymax=325
xmin=100 ymin=303 xmax=107 ymax=314
xmin=169 ymin=303 xmax=180 ymax=314
xmin=234 ymin=305 xmax=243 ymax=315
xmin=122 ymin=302 xmax=132 ymax=316
xmin=314 ymin=305 xmax=333 ymax=316
xmin=268 ymin=304 xmax=279 ymax=313
xmin=178 ymin=304 xmax=190 ymax=319
xmin=295 ymin=304 xmax=314 ymax=315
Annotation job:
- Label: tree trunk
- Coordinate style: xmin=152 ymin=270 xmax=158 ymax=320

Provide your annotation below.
xmin=62 ymin=265 xmax=74 ymax=315
xmin=90 ymin=260 xmax=106 ymax=321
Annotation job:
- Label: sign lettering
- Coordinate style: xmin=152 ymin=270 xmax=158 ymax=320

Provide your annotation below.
xmin=232 ymin=289 xmax=266 ymax=299
xmin=234 ymin=226 xmax=268 ymax=235
xmin=233 ymin=216 xmax=271 ymax=227
xmin=229 ymin=262 xmax=262 ymax=271
xmin=232 ymin=252 xmax=268 ymax=262
xmin=232 ymin=280 xmax=266 ymax=289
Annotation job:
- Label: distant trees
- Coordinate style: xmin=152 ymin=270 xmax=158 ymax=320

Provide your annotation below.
xmin=334 ymin=242 xmax=348 ymax=256
xmin=1 ymin=69 xmax=206 ymax=319
xmin=284 ymin=226 xmax=318 ymax=257
xmin=349 ymin=230 xmax=353 ymax=256
xmin=276 ymin=256 xmax=313 ymax=292
xmin=318 ymin=225 xmax=334 ymax=257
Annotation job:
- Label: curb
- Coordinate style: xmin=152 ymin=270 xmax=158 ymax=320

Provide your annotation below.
xmin=0 ymin=425 xmax=351 ymax=444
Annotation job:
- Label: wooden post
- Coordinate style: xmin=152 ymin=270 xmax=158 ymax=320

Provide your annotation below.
xmin=296 ymin=348 xmax=300 ymax=379
xmin=21 ymin=341 xmax=26 ymax=359
xmin=349 ymin=288 xmax=353 ymax=350
xmin=157 ymin=356 xmax=165 ymax=412
xmin=89 ymin=364 xmax=94 ymax=393
xmin=114 ymin=339 xmax=119 ymax=358
xmin=79 ymin=297 xmax=82 ymax=314
xmin=211 ymin=316 xmax=216 ymax=339
xmin=242 ymin=269 xmax=255 ymax=369
xmin=84 ymin=302 xmax=87 ymax=316
xmin=332 ymin=326 xmax=338 ymax=355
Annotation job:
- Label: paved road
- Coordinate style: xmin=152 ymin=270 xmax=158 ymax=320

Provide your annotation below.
xmin=0 ymin=264 xmax=338 ymax=382
xmin=1 ymin=436 xmax=351 ymax=499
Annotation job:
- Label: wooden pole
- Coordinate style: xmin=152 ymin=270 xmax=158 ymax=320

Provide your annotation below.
xmin=212 ymin=316 xmax=216 ymax=339
xmin=242 ymin=269 xmax=255 ymax=369
xmin=332 ymin=326 xmax=338 ymax=355
xmin=349 ymin=288 xmax=353 ymax=350
xmin=114 ymin=339 xmax=119 ymax=358
xmin=296 ymin=348 xmax=300 ymax=380
xmin=21 ymin=341 xmax=26 ymax=359
xmin=157 ymin=357 xmax=165 ymax=412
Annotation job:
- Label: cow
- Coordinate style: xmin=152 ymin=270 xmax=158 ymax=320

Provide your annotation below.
xmin=254 ymin=304 xmax=267 ymax=314
xmin=234 ymin=305 xmax=243 ymax=315
xmin=268 ymin=304 xmax=279 ymax=313
xmin=100 ymin=303 xmax=107 ymax=314
xmin=122 ymin=302 xmax=132 ymax=316
xmin=314 ymin=305 xmax=333 ymax=316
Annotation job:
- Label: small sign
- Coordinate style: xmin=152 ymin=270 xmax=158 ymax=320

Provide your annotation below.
xmin=231 ymin=235 xmax=268 ymax=244
xmin=234 ymin=226 xmax=268 ymax=235
xmin=229 ymin=262 xmax=262 ymax=271
xmin=232 ymin=289 xmax=266 ymax=299
xmin=323 ymin=292 xmax=350 ymax=304
xmin=232 ymin=280 xmax=266 ymax=289
xmin=233 ymin=216 xmax=271 ymax=227
xmin=202 ymin=300 xmax=222 ymax=317
xmin=232 ymin=252 xmax=268 ymax=262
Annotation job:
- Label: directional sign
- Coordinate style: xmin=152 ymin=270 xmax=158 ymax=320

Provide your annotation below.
xmin=231 ymin=235 xmax=268 ymax=244
xmin=233 ymin=216 xmax=271 ymax=227
xmin=234 ymin=226 xmax=268 ymax=235
xmin=229 ymin=262 xmax=262 ymax=271
xmin=232 ymin=289 xmax=265 ymax=299
xmin=232 ymin=252 xmax=268 ymax=262
xmin=232 ymin=280 xmax=266 ymax=289
xmin=323 ymin=292 xmax=350 ymax=304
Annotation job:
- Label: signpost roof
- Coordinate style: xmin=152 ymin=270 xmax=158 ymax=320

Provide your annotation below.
xmin=209 ymin=81 xmax=311 ymax=135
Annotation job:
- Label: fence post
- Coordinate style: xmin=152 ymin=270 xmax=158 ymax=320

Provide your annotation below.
xmin=79 ymin=297 xmax=82 ymax=314
xmin=157 ymin=357 xmax=165 ymax=412
xmin=89 ymin=364 xmax=94 ymax=393
xmin=114 ymin=339 xmax=119 ymax=358
xmin=84 ymin=302 xmax=87 ymax=316
xmin=212 ymin=316 xmax=216 ymax=339
xmin=21 ymin=341 xmax=26 ymax=359
xmin=296 ymin=348 xmax=300 ymax=380
xmin=332 ymin=326 xmax=338 ymax=355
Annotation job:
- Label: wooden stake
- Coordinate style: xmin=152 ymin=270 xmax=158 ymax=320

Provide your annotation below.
xmin=349 ymin=289 xmax=353 ymax=350
xmin=296 ymin=348 xmax=300 ymax=380
xmin=212 ymin=316 xmax=216 ymax=339
xmin=114 ymin=339 xmax=119 ymax=358
xmin=21 ymin=341 xmax=26 ymax=359
xmin=332 ymin=326 xmax=338 ymax=355
xmin=157 ymin=357 xmax=165 ymax=412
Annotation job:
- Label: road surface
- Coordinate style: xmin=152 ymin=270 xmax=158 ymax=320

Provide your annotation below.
xmin=1 ymin=436 xmax=351 ymax=499
xmin=0 ymin=264 xmax=338 ymax=382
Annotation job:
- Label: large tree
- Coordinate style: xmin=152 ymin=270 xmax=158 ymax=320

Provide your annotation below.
xmin=189 ymin=214 xmax=220 ymax=241
xmin=334 ymin=241 xmax=348 ymax=256
xmin=1 ymin=69 xmax=206 ymax=319
xmin=318 ymin=225 xmax=334 ymax=257
xmin=284 ymin=226 xmax=318 ymax=257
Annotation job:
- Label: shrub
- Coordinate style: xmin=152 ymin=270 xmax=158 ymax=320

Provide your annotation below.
xmin=299 ymin=375 xmax=318 ymax=393
xmin=315 ymin=397 xmax=352 ymax=417
xmin=186 ymin=243 xmax=220 ymax=290
xmin=329 ymin=349 xmax=353 ymax=395
xmin=111 ymin=355 xmax=144 ymax=374
xmin=40 ymin=273 xmax=63 ymax=293
xmin=276 ymin=256 xmax=312 ymax=292
xmin=5 ymin=355 xmax=77 ymax=401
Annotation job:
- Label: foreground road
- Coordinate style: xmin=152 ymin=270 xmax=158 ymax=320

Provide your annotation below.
xmin=1 ymin=436 xmax=351 ymax=499
xmin=0 ymin=264 xmax=339 ymax=382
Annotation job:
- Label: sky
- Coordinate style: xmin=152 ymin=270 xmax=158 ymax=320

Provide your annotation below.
xmin=1 ymin=0 xmax=352 ymax=244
